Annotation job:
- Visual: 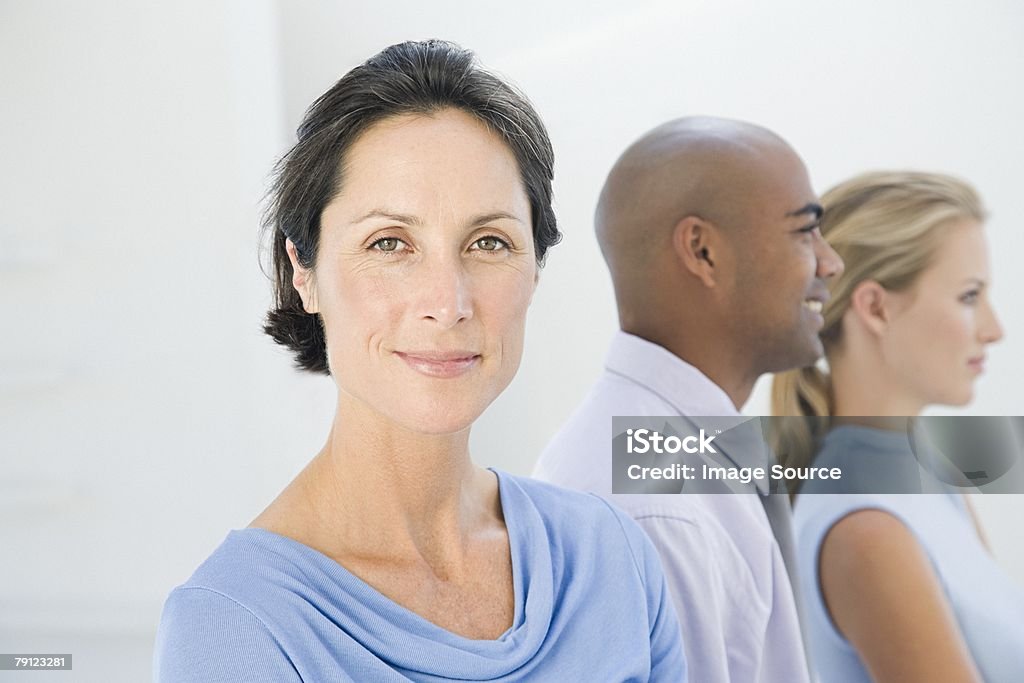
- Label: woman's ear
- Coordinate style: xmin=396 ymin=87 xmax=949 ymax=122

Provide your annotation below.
xmin=848 ymin=279 xmax=889 ymax=337
xmin=285 ymin=239 xmax=319 ymax=313
xmin=672 ymin=215 xmax=719 ymax=288
xmin=521 ymin=263 xmax=540 ymax=305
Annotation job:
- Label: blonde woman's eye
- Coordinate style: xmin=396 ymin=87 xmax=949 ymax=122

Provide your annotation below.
xmin=474 ymin=236 xmax=510 ymax=252
xmin=371 ymin=237 xmax=407 ymax=253
xmin=960 ymin=290 xmax=980 ymax=305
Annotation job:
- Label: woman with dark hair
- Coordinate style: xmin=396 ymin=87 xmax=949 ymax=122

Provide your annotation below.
xmin=154 ymin=40 xmax=685 ymax=682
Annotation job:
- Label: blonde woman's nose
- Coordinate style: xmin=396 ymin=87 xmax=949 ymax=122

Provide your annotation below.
xmin=980 ymin=298 xmax=1004 ymax=345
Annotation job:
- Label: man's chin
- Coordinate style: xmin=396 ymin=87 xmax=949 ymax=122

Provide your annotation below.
xmin=769 ymin=338 xmax=824 ymax=374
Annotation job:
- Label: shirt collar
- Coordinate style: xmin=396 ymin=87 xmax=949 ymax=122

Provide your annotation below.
xmin=605 ymin=331 xmax=740 ymax=417
xmin=605 ymin=331 xmax=773 ymax=494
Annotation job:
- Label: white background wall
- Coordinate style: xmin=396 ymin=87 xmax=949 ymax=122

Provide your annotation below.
xmin=2 ymin=1 xmax=1022 ymax=680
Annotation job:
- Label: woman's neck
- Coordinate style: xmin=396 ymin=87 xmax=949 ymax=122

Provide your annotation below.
xmin=829 ymin=348 xmax=925 ymax=418
xmin=256 ymin=390 xmax=502 ymax=568
xmin=830 ymin=415 xmax=914 ymax=432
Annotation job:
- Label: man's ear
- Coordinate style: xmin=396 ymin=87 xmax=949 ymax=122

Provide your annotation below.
xmin=847 ymin=279 xmax=889 ymax=337
xmin=285 ymin=238 xmax=319 ymax=313
xmin=672 ymin=216 xmax=719 ymax=288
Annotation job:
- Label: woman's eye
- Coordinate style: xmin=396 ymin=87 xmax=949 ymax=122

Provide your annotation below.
xmin=960 ymin=290 xmax=980 ymax=305
xmin=473 ymin=236 xmax=510 ymax=252
xmin=371 ymin=237 xmax=407 ymax=253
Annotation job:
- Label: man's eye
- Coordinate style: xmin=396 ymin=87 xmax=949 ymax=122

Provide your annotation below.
xmin=371 ymin=237 xmax=407 ymax=253
xmin=473 ymin=236 xmax=510 ymax=252
xmin=799 ymin=223 xmax=821 ymax=235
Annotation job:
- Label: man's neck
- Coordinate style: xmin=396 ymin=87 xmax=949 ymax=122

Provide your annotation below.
xmin=621 ymin=324 xmax=753 ymax=411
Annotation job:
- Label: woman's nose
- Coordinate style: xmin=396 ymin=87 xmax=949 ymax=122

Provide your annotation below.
xmin=979 ymin=298 xmax=1004 ymax=345
xmin=417 ymin=256 xmax=473 ymax=328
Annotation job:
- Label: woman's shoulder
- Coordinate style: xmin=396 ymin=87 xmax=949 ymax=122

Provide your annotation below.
xmin=155 ymin=530 xmax=315 ymax=681
xmin=166 ymin=529 xmax=322 ymax=614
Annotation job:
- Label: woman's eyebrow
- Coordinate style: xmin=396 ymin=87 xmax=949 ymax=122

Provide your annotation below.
xmin=469 ymin=211 xmax=524 ymax=227
xmin=351 ymin=209 xmax=421 ymax=226
xmin=350 ymin=209 xmax=524 ymax=228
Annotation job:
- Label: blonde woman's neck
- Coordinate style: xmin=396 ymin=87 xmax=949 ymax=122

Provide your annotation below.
xmin=828 ymin=347 xmax=926 ymax=419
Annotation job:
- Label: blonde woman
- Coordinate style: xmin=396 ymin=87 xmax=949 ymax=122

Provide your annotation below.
xmin=771 ymin=172 xmax=1024 ymax=682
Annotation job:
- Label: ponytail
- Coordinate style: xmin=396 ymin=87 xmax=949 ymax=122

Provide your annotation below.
xmin=769 ymin=364 xmax=832 ymax=496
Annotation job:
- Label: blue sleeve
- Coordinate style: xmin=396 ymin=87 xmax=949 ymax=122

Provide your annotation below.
xmin=153 ymin=587 xmax=303 ymax=683
xmin=604 ymin=503 xmax=689 ymax=682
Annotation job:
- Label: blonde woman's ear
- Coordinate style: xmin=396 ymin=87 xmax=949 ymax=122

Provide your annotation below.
xmin=848 ymin=279 xmax=889 ymax=337
xmin=285 ymin=238 xmax=319 ymax=314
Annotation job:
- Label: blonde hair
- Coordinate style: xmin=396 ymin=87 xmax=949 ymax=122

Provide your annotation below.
xmin=769 ymin=171 xmax=986 ymax=491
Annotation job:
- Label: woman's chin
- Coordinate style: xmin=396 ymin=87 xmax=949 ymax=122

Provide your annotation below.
xmin=937 ymin=384 xmax=975 ymax=408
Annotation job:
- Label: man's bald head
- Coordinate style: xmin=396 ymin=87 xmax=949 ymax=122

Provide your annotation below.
xmin=596 ymin=116 xmax=795 ymax=284
xmin=593 ymin=116 xmax=842 ymax=397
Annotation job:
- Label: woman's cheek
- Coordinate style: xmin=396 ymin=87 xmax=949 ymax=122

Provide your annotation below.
xmin=940 ymin=305 xmax=975 ymax=358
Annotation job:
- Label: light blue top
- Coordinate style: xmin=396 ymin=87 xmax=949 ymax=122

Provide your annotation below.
xmin=793 ymin=425 xmax=1024 ymax=683
xmin=153 ymin=470 xmax=686 ymax=682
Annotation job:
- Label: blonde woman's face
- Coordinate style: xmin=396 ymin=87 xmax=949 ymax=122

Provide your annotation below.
xmin=881 ymin=220 xmax=1003 ymax=406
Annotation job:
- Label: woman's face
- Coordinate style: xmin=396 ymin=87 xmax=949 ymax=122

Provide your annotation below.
xmin=881 ymin=219 xmax=1003 ymax=407
xmin=294 ymin=109 xmax=537 ymax=434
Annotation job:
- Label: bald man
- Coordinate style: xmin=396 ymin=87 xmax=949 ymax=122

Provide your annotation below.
xmin=533 ymin=117 xmax=843 ymax=683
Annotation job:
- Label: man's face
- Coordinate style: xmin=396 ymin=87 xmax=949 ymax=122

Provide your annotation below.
xmin=725 ymin=145 xmax=844 ymax=373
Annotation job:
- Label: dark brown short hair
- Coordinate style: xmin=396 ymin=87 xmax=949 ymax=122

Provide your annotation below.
xmin=261 ymin=39 xmax=560 ymax=374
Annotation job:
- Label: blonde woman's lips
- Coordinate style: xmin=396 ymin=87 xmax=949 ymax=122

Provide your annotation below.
xmin=395 ymin=351 xmax=481 ymax=378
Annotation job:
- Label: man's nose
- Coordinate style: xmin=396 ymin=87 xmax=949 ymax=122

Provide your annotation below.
xmin=815 ymin=236 xmax=844 ymax=280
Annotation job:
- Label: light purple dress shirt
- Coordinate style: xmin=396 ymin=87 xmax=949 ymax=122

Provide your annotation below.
xmin=533 ymin=331 xmax=810 ymax=683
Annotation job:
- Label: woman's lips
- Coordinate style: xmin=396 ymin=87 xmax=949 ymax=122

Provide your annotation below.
xmin=395 ymin=351 xmax=481 ymax=378
xmin=967 ymin=356 xmax=986 ymax=373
